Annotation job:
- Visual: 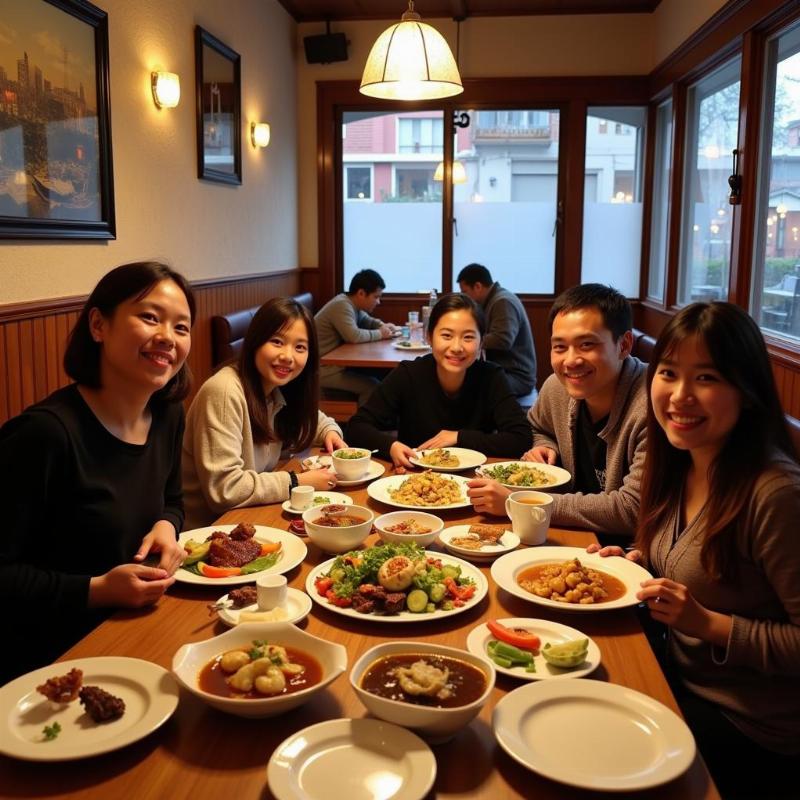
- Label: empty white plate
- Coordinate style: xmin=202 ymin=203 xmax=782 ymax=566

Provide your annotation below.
xmin=267 ymin=718 xmax=436 ymax=800
xmin=492 ymin=679 xmax=695 ymax=791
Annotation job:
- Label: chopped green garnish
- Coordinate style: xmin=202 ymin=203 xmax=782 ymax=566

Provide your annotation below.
xmin=42 ymin=722 xmax=61 ymax=741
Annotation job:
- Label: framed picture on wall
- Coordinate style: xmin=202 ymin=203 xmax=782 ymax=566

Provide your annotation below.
xmin=0 ymin=0 xmax=115 ymax=239
xmin=195 ymin=26 xmax=241 ymax=185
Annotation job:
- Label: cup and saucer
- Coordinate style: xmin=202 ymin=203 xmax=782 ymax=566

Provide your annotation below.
xmin=215 ymin=574 xmax=313 ymax=627
xmin=281 ymin=491 xmax=353 ymax=515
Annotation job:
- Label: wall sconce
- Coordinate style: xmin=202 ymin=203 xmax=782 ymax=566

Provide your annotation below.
xmin=151 ymin=72 xmax=180 ymax=108
xmin=251 ymin=122 xmax=271 ymax=148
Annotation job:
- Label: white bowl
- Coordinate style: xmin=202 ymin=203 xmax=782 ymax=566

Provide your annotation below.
xmin=350 ymin=641 xmax=495 ymax=742
xmin=373 ymin=510 xmax=444 ymax=548
xmin=331 ymin=448 xmax=372 ymax=481
xmin=172 ymin=622 xmax=347 ymax=718
xmin=302 ymin=504 xmax=374 ymax=554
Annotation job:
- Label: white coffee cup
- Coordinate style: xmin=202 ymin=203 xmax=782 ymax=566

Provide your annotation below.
xmin=504 ymin=490 xmax=553 ymax=546
xmin=257 ymin=573 xmax=288 ymax=610
xmin=290 ymin=485 xmax=314 ymax=510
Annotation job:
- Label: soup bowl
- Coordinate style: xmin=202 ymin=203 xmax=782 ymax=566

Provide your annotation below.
xmin=373 ymin=510 xmax=444 ymax=548
xmin=302 ymin=503 xmax=374 ymax=554
xmin=350 ymin=641 xmax=495 ymax=742
xmin=172 ymin=622 xmax=347 ymax=718
xmin=331 ymin=448 xmax=372 ymax=481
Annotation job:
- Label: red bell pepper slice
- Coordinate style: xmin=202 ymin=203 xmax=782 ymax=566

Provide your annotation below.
xmin=444 ymin=576 xmax=476 ymax=602
xmin=486 ymin=620 xmax=541 ymax=651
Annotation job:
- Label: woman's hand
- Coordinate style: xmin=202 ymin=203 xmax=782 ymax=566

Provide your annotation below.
xmin=389 ymin=441 xmax=417 ymax=469
xmin=89 ymin=564 xmax=176 ymax=608
xmin=521 ymin=446 xmax=557 ymax=464
xmin=298 ymin=468 xmax=336 ymax=490
xmin=324 ymin=430 xmax=347 ymax=454
xmin=586 ymin=544 xmax=642 ymax=562
xmin=637 ymin=578 xmax=732 ymax=644
xmin=417 ymin=430 xmax=458 ymax=451
xmin=135 ymin=521 xmax=183 ymax=574
xmin=466 ymin=478 xmax=511 ymax=516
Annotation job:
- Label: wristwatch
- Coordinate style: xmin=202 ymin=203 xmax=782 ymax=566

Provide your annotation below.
xmin=288 ymin=470 xmax=298 ymax=489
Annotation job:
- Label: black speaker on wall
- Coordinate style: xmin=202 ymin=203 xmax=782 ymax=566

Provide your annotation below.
xmin=303 ymin=32 xmax=348 ymax=64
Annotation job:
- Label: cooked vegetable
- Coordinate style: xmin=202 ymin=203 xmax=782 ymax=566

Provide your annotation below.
xmin=487 ymin=640 xmax=536 ymax=672
xmin=406 ymin=589 xmax=429 ymax=613
xmin=486 ymin=620 xmax=541 ymax=652
xmin=42 ymin=722 xmax=61 ymax=741
xmin=541 ymin=639 xmax=589 ymax=668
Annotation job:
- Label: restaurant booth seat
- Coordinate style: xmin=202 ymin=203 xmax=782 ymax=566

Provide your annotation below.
xmin=631 ymin=328 xmax=657 ymax=363
xmin=209 ymin=292 xmax=358 ymax=422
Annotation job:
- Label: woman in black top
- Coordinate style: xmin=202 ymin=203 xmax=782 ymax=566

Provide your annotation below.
xmin=0 ymin=262 xmax=194 ymax=681
xmin=347 ymin=294 xmax=531 ymax=467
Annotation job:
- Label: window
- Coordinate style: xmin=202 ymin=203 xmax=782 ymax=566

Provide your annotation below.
xmin=751 ymin=21 xmax=800 ymax=342
xmin=397 ymin=117 xmax=443 ymax=154
xmin=345 ymin=166 xmax=372 ymax=201
xmin=582 ymin=107 xmax=646 ymax=296
xmin=678 ymin=58 xmax=741 ymax=305
xmin=648 ymin=99 xmax=673 ymax=302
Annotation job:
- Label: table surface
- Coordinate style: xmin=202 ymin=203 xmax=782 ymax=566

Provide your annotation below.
xmin=0 ymin=459 xmax=719 ymax=800
xmin=320 ymin=338 xmax=430 ymax=368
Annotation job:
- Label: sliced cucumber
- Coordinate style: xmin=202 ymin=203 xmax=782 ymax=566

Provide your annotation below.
xmin=406 ymin=589 xmax=429 ymax=613
xmin=429 ymin=583 xmax=446 ymax=603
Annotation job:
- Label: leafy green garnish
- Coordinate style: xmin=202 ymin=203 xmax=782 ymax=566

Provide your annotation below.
xmin=240 ymin=552 xmax=282 ymax=575
xmin=42 ymin=722 xmax=61 ymax=741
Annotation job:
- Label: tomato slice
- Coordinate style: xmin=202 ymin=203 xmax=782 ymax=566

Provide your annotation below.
xmin=198 ymin=562 xmax=242 ymax=578
xmin=486 ymin=620 xmax=541 ymax=651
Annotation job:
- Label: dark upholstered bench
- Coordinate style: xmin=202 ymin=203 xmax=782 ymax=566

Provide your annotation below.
xmin=209 ymin=292 xmax=358 ymax=422
xmin=631 ymin=328 xmax=657 ymax=363
xmin=787 ymin=413 xmax=800 ymax=456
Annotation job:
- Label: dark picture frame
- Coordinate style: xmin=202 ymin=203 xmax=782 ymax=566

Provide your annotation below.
xmin=0 ymin=0 xmax=115 ymax=239
xmin=195 ymin=26 xmax=241 ymax=185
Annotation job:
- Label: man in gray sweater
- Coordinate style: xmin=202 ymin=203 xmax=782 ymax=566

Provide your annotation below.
xmin=468 ymin=284 xmax=647 ymax=539
xmin=457 ymin=263 xmax=537 ymax=399
xmin=315 ymin=269 xmax=397 ymax=405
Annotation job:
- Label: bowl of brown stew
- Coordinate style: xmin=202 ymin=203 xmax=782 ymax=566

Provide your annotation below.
xmin=172 ymin=622 xmax=347 ymax=718
xmin=350 ymin=641 xmax=495 ymax=742
xmin=302 ymin=504 xmax=374 ymax=554
xmin=373 ymin=510 xmax=444 ymax=548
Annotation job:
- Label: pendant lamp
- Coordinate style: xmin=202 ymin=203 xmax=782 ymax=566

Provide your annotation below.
xmin=360 ymin=1 xmax=463 ymax=101
xmin=433 ymin=160 xmax=467 ymax=183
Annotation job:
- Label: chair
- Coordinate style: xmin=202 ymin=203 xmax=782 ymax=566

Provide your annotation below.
xmin=761 ymin=275 xmax=800 ymax=333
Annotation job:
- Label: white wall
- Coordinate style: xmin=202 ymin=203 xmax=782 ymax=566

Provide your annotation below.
xmin=0 ymin=0 xmax=297 ymax=304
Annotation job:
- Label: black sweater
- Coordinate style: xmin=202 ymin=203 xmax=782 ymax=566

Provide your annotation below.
xmin=0 ymin=385 xmax=184 ymax=679
xmin=346 ymin=355 xmax=531 ymax=459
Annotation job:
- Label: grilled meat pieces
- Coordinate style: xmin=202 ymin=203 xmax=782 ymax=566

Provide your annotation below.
xmin=37 ymin=668 xmax=83 ymax=703
xmin=229 ymin=523 xmax=256 ymax=541
xmin=79 ymin=685 xmax=125 ymax=722
xmin=208 ymin=533 xmax=261 ymax=567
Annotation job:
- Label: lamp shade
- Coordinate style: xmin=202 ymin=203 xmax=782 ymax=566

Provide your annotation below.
xmin=251 ymin=122 xmax=271 ymax=148
xmin=433 ymin=160 xmax=467 ymax=184
xmin=151 ymin=71 xmax=180 ymax=108
xmin=360 ymin=3 xmax=463 ymax=101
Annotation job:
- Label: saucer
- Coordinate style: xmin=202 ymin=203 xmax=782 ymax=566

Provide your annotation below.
xmin=216 ymin=587 xmax=313 ymax=627
xmin=333 ymin=460 xmax=385 ymax=487
xmin=281 ymin=491 xmax=352 ymax=515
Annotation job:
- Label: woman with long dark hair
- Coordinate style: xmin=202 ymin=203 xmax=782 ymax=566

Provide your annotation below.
xmin=182 ymin=297 xmax=345 ymax=528
xmin=347 ymin=293 xmax=530 ymax=466
xmin=0 ymin=261 xmax=194 ymax=681
xmin=590 ymin=302 xmax=800 ymax=798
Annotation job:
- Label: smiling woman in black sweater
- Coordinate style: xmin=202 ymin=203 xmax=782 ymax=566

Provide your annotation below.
xmin=347 ymin=294 xmax=531 ymax=467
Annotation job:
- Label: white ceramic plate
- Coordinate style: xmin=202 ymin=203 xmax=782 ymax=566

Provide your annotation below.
xmin=281 ymin=492 xmax=353 ymax=515
xmin=439 ymin=524 xmax=519 ymax=561
xmin=215 ymin=587 xmax=313 ymax=627
xmin=306 ymin=550 xmax=488 ymax=623
xmin=0 ymin=657 xmax=179 ymax=761
xmin=491 ymin=547 xmax=653 ymax=612
xmin=476 ymin=461 xmax=571 ymax=491
xmin=409 ymin=447 xmax=487 ymax=472
xmin=466 ymin=618 xmax=601 ymax=681
xmin=176 ymin=525 xmax=308 ymax=586
xmin=268 ymin=718 xmax=436 ymax=800
xmin=334 ymin=460 xmax=386 ymax=487
xmin=492 ymin=680 xmax=695 ymax=791
xmin=392 ymin=341 xmax=430 ymax=351
xmin=367 ymin=473 xmax=472 ymax=510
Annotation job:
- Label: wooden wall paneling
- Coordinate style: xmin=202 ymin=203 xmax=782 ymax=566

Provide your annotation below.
xmin=32 ymin=316 xmax=47 ymax=401
xmin=5 ymin=323 xmax=21 ymax=420
xmin=0 ymin=326 xmax=7 ymax=424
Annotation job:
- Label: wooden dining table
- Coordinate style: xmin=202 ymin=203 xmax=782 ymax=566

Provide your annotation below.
xmin=0 ymin=459 xmax=719 ymax=800
xmin=320 ymin=338 xmax=429 ymax=369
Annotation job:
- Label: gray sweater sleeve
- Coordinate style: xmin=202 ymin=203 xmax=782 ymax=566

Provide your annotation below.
xmin=483 ymin=297 xmax=520 ymax=351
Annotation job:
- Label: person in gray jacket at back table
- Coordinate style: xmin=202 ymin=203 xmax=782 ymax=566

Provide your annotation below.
xmin=467 ymin=283 xmax=647 ymax=541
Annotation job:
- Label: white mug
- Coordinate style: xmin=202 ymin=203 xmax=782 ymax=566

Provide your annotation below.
xmin=257 ymin=573 xmax=288 ymax=610
xmin=290 ymin=484 xmax=314 ymax=510
xmin=504 ymin=491 xmax=553 ymax=546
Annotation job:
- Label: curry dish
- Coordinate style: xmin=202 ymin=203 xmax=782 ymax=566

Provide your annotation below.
xmin=517 ymin=558 xmax=626 ymax=604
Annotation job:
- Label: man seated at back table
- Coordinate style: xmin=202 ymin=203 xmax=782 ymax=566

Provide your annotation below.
xmin=467 ymin=283 xmax=647 ymax=542
xmin=315 ymin=269 xmax=398 ymax=405
xmin=457 ymin=263 xmax=537 ymax=401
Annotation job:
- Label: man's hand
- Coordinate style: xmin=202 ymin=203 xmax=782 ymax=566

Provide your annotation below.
xmin=521 ymin=446 xmax=557 ymax=464
xmin=466 ymin=477 xmax=511 ymax=516
xmin=379 ymin=324 xmax=395 ymax=339
xmin=389 ymin=441 xmax=417 ymax=469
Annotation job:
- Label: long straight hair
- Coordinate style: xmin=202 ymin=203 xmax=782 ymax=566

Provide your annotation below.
xmin=636 ymin=302 xmax=796 ymax=580
xmin=238 ymin=298 xmax=319 ymax=450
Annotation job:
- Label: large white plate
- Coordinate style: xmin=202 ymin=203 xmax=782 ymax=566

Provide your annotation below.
xmin=367 ymin=473 xmax=472 ymax=510
xmin=476 ymin=460 xmax=571 ymax=490
xmin=392 ymin=341 xmax=430 ymax=351
xmin=281 ymin=491 xmax=353 ymax=515
xmin=491 ymin=547 xmax=652 ymax=612
xmin=215 ymin=587 xmax=313 ymax=627
xmin=306 ymin=550 xmax=488 ymax=623
xmin=334 ymin=460 xmax=386 ymax=487
xmin=439 ymin=524 xmax=519 ymax=561
xmin=409 ymin=447 xmax=487 ymax=472
xmin=466 ymin=618 xmax=600 ymax=681
xmin=492 ymin=680 xmax=695 ymax=791
xmin=0 ymin=657 xmax=179 ymax=761
xmin=268 ymin=718 xmax=436 ymax=800
xmin=176 ymin=525 xmax=308 ymax=586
